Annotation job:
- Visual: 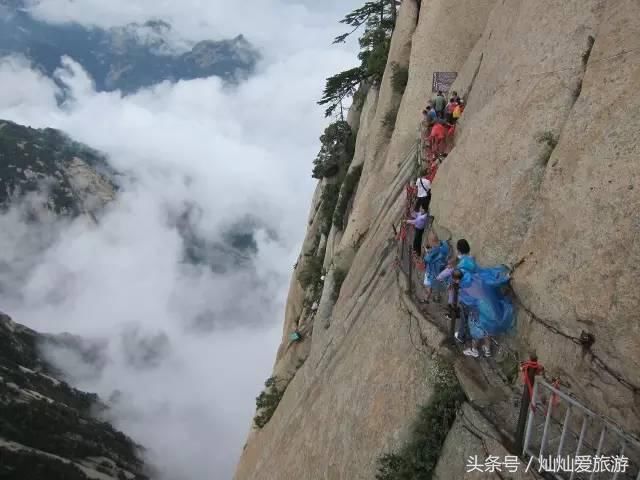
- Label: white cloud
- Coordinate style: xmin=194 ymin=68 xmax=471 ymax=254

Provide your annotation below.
xmin=0 ymin=1 xmax=361 ymax=478
xmin=28 ymin=0 xmax=357 ymax=57
xmin=0 ymin=56 xmax=59 ymax=114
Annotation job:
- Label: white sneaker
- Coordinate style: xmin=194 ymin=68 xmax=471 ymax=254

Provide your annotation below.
xmin=482 ymin=345 xmax=491 ymax=358
xmin=463 ymin=347 xmax=479 ymax=358
xmin=454 ymin=332 xmax=464 ymax=343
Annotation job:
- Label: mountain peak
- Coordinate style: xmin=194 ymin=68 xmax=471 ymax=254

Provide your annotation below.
xmin=0 ymin=9 xmax=260 ymax=92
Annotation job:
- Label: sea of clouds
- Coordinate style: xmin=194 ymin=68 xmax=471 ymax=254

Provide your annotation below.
xmin=0 ymin=0 xmax=360 ymax=478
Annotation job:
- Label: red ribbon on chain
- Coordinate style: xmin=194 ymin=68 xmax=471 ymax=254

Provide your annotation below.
xmin=521 ymin=360 xmax=544 ymax=411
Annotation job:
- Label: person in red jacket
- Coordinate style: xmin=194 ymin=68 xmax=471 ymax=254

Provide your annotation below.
xmin=430 ymin=121 xmax=446 ymax=155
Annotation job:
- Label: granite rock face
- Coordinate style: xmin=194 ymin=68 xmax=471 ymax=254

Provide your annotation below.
xmin=432 ymin=0 xmax=640 ymax=428
xmin=235 ymin=0 xmax=640 ymax=478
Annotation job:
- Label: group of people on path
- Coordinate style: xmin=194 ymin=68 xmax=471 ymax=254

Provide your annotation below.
xmin=404 ymin=89 xmax=513 ymax=359
xmin=422 ymin=90 xmax=464 ymax=156
xmin=420 ymin=234 xmax=513 ymax=358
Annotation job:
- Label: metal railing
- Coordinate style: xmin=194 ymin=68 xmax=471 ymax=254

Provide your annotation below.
xmin=523 ymin=379 xmax=640 ymax=480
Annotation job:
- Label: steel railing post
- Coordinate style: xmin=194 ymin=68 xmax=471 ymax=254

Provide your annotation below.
xmin=557 ymin=406 xmax=572 ymax=460
xmin=522 ymin=378 xmax=539 ymax=456
xmin=588 ymin=427 xmax=606 ymax=480
xmin=516 ymin=354 xmax=539 ymax=454
xmin=539 ymin=387 xmax=555 ymax=460
xmin=569 ymin=416 xmax=589 ymax=480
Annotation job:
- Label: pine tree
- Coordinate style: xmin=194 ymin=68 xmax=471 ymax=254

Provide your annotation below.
xmin=312 ymin=120 xmax=355 ymax=179
xmin=318 ymin=0 xmax=397 ymax=118
xmin=318 ymin=68 xmax=365 ymax=118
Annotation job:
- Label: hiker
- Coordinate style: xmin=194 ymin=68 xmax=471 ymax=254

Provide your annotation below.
xmin=451 ymin=90 xmax=461 ymax=103
xmin=452 ymin=100 xmax=463 ymax=123
xmin=414 ymin=169 xmax=431 ymax=213
xmin=453 ymin=239 xmax=486 ymax=356
xmin=433 ymin=90 xmax=447 ymax=119
xmin=456 ymin=239 xmax=476 ymax=274
xmin=430 ymin=120 xmax=446 ymax=155
xmin=422 ymin=106 xmax=437 ymax=145
xmin=423 ymin=105 xmax=437 ymax=125
xmin=445 ymin=97 xmax=458 ymax=123
xmin=406 ymin=206 xmax=430 ymax=256
xmin=454 ymin=239 xmax=513 ymax=358
xmin=422 ymin=232 xmax=449 ymax=303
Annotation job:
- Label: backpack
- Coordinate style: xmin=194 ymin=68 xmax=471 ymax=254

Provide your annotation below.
xmin=453 ymin=105 xmax=462 ymax=119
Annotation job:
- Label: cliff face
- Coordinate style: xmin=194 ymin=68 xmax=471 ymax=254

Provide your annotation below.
xmin=0 ymin=119 xmax=116 ymax=219
xmin=432 ymin=0 xmax=640 ymax=427
xmin=0 ymin=313 xmax=147 ymax=479
xmin=235 ymin=1 xmax=640 ymax=478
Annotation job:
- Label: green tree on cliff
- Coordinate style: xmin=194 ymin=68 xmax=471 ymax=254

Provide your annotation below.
xmin=312 ymin=120 xmax=356 ymax=179
xmin=318 ymin=0 xmax=397 ymax=118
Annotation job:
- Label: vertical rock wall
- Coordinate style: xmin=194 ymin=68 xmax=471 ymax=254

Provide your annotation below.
xmin=235 ymin=0 xmax=640 ymax=478
xmin=235 ymin=1 xmax=497 ymax=479
xmin=432 ymin=0 xmax=640 ymax=428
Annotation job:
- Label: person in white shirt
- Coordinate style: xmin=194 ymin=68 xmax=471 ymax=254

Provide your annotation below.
xmin=415 ymin=171 xmax=432 ymax=212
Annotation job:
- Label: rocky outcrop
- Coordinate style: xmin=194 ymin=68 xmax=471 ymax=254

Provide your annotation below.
xmin=433 ymin=403 xmax=538 ymax=480
xmin=0 ymin=119 xmax=116 ymax=220
xmin=235 ymin=0 xmax=640 ymax=478
xmin=0 ymin=313 xmax=147 ymax=479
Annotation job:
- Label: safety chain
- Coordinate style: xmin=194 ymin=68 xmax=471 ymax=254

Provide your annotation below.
xmin=512 ymin=293 xmax=640 ymax=395
xmin=402 ymin=118 xmax=640 ymax=397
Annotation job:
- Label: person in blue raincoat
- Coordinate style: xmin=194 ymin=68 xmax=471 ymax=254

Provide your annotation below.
xmin=454 ymin=239 xmax=514 ymax=358
xmin=422 ymin=231 xmax=450 ymax=303
xmin=456 ymin=239 xmax=476 ymax=275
